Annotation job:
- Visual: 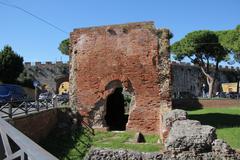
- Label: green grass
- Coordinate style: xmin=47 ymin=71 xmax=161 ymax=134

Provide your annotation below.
xmin=188 ymin=107 xmax=240 ymax=149
xmin=41 ymin=128 xmax=162 ymax=160
xmin=41 ymin=107 xmax=240 ymax=159
xmin=92 ymin=131 xmax=162 ymax=152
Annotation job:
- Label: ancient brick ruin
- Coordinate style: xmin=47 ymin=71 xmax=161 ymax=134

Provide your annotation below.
xmin=69 ymin=22 xmax=172 ymax=134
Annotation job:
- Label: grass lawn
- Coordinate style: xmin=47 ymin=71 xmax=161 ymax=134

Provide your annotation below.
xmin=41 ymin=107 xmax=240 ymax=159
xmin=188 ymin=107 xmax=240 ymax=150
xmin=41 ymin=128 xmax=162 ymax=160
xmin=92 ymin=130 xmax=162 ymax=152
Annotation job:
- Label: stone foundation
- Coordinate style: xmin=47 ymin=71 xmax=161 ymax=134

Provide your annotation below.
xmin=69 ymin=22 xmax=172 ymax=134
xmin=84 ymin=148 xmax=240 ymax=160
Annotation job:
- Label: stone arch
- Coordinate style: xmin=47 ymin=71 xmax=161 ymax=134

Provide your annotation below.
xmin=98 ymin=74 xmax=134 ymax=99
xmin=105 ymin=86 xmax=125 ymax=130
xmin=55 ymin=76 xmax=69 ymax=94
xmin=58 ymin=81 xmax=69 ymax=94
xmin=90 ymin=77 xmax=135 ymax=130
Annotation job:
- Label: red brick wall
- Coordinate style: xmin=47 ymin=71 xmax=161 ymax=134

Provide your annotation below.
xmin=69 ymin=22 xmax=172 ymax=134
xmin=7 ymin=109 xmax=58 ymax=142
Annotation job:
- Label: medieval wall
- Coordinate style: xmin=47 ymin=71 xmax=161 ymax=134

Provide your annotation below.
xmin=69 ymin=22 xmax=172 ymax=134
xmin=18 ymin=61 xmax=69 ymax=92
xmin=172 ymin=62 xmax=239 ymax=98
xmin=19 ymin=61 xmax=238 ymax=98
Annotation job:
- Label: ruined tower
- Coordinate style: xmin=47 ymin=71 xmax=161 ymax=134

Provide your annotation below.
xmin=69 ymin=21 xmax=172 ymax=134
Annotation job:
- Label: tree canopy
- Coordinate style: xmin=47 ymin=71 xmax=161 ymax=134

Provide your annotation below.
xmin=171 ymin=30 xmax=229 ymax=97
xmin=0 ymin=45 xmax=24 ymax=83
xmin=216 ymin=25 xmax=240 ymax=62
xmin=172 ymin=30 xmax=228 ymax=64
xmin=58 ymin=38 xmax=69 ymax=55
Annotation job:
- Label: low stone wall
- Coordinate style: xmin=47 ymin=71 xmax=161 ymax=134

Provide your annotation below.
xmin=173 ymin=99 xmax=240 ymax=109
xmin=84 ymin=148 xmax=161 ymax=160
xmin=84 ymin=148 xmax=240 ymax=160
xmin=7 ymin=109 xmax=58 ymax=142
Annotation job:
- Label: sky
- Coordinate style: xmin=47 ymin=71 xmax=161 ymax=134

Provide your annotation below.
xmin=0 ymin=0 xmax=239 ymax=63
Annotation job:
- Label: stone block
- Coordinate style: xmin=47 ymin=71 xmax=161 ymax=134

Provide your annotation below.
xmin=165 ymin=119 xmax=216 ymax=153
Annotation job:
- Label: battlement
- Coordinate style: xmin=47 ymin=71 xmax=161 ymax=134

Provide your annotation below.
xmin=24 ymin=61 xmax=69 ymax=67
xmin=24 ymin=60 xmax=240 ymax=72
xmin=171 ymin=61 xmax=240 ymax=72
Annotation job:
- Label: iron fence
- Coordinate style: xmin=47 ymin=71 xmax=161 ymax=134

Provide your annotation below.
xmin=0 ymin=99 xmax=58 ymax=119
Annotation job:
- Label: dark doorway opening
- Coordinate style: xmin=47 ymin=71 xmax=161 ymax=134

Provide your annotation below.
xmin=105 ymin=87 xmax=128 ymax=130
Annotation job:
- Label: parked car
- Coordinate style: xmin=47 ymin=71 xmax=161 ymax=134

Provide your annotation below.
xmin=215 ymin=92 xmax=227 ymax=98
xmin=0 ymin=84 xmax=27 ymax=103
xmin=56 ymin=93 xmax=69 ymax=102
xmin=38 ymin=92 xmax=52 ymax=101
xmin=226 ymin=92 xmax=240 ymax=99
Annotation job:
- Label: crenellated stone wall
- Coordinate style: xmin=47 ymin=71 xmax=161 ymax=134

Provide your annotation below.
xmin=19 ymin=61 xmax=69 ymax=93
xmin=172 ymin=62 xmax=239 ymax=98
xmin=19 ymin=60 xmax=238 ymax=98
xmin=69 ymin=21 xmax=172 ymax=134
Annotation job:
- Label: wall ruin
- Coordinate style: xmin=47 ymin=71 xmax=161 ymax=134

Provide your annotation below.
xmin=69 ymin=22 xmax=172 ymax=134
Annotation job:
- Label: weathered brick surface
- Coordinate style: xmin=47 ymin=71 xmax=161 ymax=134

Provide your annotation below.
xmin=69 ymin=22 xmax=172 ymax=134
xmin=7 ymin=109 xmax=58 ymax=142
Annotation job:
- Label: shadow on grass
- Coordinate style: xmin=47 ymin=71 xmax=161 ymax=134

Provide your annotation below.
xmin=189 ymin=113 xmax=240 ymax=129
xmin=40 ymin=127 xmax=93 ymax=160
xmin=172 ymin=99 xmax=203 ymax=111
xmin=38 ymin=108 xmax=96 ymax=160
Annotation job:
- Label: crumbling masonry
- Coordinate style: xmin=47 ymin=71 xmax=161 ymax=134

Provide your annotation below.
xmin=69 ymin=22 xmax=172 ymax=134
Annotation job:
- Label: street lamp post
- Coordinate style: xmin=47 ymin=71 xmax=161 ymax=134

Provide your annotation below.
xmin=33 ymin=80 xmax=40 ymax=110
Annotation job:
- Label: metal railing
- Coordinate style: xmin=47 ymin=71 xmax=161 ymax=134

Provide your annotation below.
xmin=0 ymin=116 xmax=58 ymax=160
xmin=0 ymin=99 xmax=57 ymax=119
xmin=0 ymin=99 xmax=72 ymax=159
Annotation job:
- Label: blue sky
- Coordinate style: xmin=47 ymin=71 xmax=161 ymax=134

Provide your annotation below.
xmin=0 ymin=0 xmax=239 ymax=63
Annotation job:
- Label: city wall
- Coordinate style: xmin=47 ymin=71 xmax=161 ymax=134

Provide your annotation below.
xmin=21 ymin=60 xmax=239 ymax=98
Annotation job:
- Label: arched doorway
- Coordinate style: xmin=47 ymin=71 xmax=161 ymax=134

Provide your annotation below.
xmin=58 ymin=81 xmax=69 ymax=94
xmin=55 ymin=76 xmax=69 ymax=94
xmin=105 ymin=87 xmax=128 ymax=130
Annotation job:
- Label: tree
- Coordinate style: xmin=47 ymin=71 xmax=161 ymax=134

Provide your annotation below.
xmin=217 ymin=25 xmax=240 ymax=61
xmin=216 ymin=25 xmax=240 ymax=96
xmin=0 ymin=45 xmax=24 ymax=83
xmin=58 ymin=38 xmax=69 ymax=55
xmin=171 ymin=30 xmax=228 ymax=98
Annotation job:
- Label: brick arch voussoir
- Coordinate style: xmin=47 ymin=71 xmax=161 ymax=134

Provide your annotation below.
xmin=98 ymin=74 xmax=132 ymax=99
